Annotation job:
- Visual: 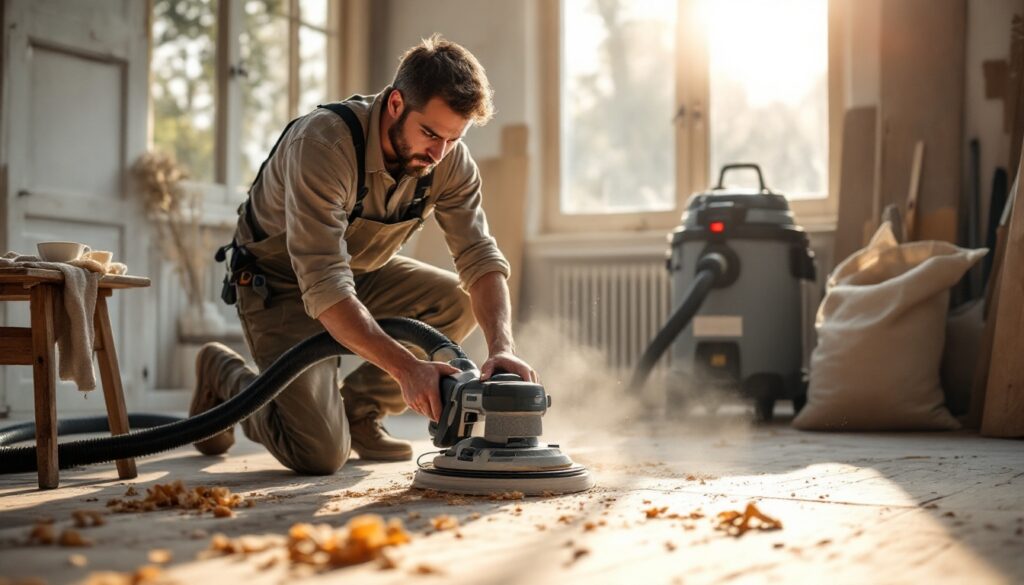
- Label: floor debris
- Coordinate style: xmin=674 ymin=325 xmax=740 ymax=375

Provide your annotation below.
xmin=714 ymin=502 xmax=783 ymax=537
xmin=105 ymin=482 xmax=252 ymax=516
xmin=205 ymin=514 xmax=411 ymax=573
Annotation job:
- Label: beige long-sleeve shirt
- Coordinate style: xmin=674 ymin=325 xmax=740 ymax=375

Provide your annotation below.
xmin=245 ymin=88 xmax=510 ymax=319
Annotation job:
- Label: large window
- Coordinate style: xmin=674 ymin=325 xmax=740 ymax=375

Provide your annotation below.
xmin=150 ymin=0 xmax=339 ymax=199
xmin=551 ymin=0 xmax=835 ymax=232
xmin=151 ymin=0 xmax=218 ymax=182
xmin=704 ymin=0 xmax=828 ymax=199
xmin=562 ymin=0 xmax=678 ymax=215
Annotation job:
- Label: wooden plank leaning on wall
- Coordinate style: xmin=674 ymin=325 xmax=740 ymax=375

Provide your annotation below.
xmin=978 ymin=146 xmax=1023 ymax=438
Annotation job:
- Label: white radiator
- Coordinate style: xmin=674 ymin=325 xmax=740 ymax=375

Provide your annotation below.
xmin=551 ymin=259 xmax=672 ymax=371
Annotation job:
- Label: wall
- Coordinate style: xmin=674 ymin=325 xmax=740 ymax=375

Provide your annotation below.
xmin=368 ymin=0 xmax=531 ymax=162
xmin=965 ymin=0 xmax=1022 ymax=229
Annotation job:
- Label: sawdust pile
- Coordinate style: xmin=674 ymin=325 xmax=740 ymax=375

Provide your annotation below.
xmin=715 ymin=502 xmax=783 ymax=537
xmin=206 ymin=514 xmax=410 ymax=571
xmin=106 ymin=482 xmax=252 ymax=517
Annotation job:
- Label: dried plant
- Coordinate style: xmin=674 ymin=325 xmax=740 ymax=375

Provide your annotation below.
xmin=132 ymin=151 xmax=207 ymax=308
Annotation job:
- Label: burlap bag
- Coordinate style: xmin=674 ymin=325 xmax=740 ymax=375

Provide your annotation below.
xmin=793 ymin=223 xmax=986 ymax=431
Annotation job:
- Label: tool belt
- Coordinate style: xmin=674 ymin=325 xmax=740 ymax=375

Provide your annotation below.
xmin=215 ymin=232 xmax=270 ymax=306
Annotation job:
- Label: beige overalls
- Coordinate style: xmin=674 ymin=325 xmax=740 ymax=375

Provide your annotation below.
xmin=212 ymin=89 xmax=509 ymax=474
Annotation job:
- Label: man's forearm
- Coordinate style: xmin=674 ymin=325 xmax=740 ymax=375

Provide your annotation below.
xmin=467 ymin=271 xmax=514 ymax=355
xmin=317 ymin=296 xmax=418 ymax=379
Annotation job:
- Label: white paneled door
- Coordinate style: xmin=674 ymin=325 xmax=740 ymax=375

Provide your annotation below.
xmin=1 ymin=0 xmax=152 ymax=416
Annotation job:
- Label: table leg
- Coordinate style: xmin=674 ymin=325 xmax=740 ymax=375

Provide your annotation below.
xmin=94 ymin=294 xmax=138 ymax=479
xmin=30 ymin=284 xmax=58 ymax=489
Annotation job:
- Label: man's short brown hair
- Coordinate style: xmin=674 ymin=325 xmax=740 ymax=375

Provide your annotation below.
xmin=392 ymin=34 xmax=494 ymax=125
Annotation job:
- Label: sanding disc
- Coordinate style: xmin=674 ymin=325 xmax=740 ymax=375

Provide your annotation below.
xmin=411 ymin=464 xmax=594 ymax=496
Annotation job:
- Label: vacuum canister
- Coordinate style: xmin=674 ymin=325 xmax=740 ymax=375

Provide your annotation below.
xmin=667 ymin=164 xmax=816 ymax=420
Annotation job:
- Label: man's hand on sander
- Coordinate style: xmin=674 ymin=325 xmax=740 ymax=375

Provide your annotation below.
xmin=480 ymin=350 xmax=538 ymax=383
xmin=318 ymin=297 xmax=460 ymax=422
xmin=397 ymin=360 xmax=461 ymax=422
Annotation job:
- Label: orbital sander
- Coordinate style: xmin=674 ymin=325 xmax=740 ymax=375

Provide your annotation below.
xmin=412 ymin=357 xmax=594 ymax=496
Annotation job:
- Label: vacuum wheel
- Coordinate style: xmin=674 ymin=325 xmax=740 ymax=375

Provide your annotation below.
xmin=792 ymin=393 xmax=807 ymax=414
xmin=746 ymin=375 xmax=778 ymax=423
xmin=755 ymin=397 xmax=775 ymax=422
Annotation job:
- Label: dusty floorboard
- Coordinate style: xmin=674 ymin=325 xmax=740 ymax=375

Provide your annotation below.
xmin=1 ymin=411 xmax=1022 ymax=585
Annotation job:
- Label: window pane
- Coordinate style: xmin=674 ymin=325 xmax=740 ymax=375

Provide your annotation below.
xmin=562 ymin=0 xmax=677 ymax=214
xmin=705 ymin=0 xmax=828 ymax=198
xmin=299 ymin=0 xmax=328 ymax=29
xmin=239 ymin=0 xmax=289 ymax=189
xmin=151 ymin=0 xmax=217 ymax=182
xmin=298 ymin=25 xmax=328 ymax=115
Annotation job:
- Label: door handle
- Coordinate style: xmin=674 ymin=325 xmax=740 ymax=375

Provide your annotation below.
xmin=16 ymin=189 xmax=31 ymax=197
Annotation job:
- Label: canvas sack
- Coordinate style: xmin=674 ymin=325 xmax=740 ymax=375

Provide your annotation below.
xmin=793 ymin=223 xmax=986 ymax=431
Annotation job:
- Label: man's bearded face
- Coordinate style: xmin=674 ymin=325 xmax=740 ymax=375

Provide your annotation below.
xmin=388 ymin=108 xmax=437 ymax=178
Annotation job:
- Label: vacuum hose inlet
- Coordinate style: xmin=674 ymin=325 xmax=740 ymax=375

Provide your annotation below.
xmin=0 ymin=318 xmax=466 ymax=474
xmin=629 ymin=252 xmax=728 ymax=390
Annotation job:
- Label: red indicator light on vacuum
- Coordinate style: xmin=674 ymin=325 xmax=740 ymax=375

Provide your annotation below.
xmin=709 ymin=221 xmax=726 ymax=233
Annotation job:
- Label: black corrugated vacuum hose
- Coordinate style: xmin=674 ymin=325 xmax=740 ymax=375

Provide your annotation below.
xmin=628 ymin=253 xmax=728 ymax=390
xmin=0 ymin=318 xmax=468 ymax=474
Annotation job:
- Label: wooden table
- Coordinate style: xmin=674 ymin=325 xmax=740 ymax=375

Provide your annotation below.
xmin=0 ymin=267 xmax=150 ymax=489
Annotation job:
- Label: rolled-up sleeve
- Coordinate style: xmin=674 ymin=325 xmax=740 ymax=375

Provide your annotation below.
xmin=432 ymin=145 xmax=511 ymax=291
xmin=282 ymin=137 xmax=357 ymax=319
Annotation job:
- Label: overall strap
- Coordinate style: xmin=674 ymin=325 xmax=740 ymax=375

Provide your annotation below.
xmin=250 ymin=117 xmax=302 ymax=191
xmin=317 ymin=102 xmax=370 ymax=219
xmin=404 ymin=172 xmax=435 ymax=221
xmin=243 ymin=115 xmax=302 ymax=242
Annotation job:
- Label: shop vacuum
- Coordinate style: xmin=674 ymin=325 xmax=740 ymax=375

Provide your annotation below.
xmin=630 ymin=164 xmax=818 ymax=421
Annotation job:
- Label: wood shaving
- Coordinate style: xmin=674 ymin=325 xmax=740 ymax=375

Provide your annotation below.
xmin=566 ymin=547 xmax=590 ymax=566
xmin=71 ymin=510 xmax=106 ymax=528
xmin=68 ymin=553 xmax=89 ymax=567
xmin=714 ymin=502 xmax=783 ymax=537
xmin=644 ymin=506 xmax=668 ymax=519
xmin=28 ymin=522 xmax=56 ymax=545
xmin=413 ymin=563 xmax=443 ymax=575
xmin=147 ymin=549 xmax=172 ymax=564
xmin=58 ymin=529 xmax=93 ymax=547
xmin=429 ymin=515 xmax=459 ymax=531
xmin=212 ymin=506 xmax=234 ymax=518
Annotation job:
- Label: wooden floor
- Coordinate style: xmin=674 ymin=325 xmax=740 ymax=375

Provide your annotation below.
xmin=1 ymin=410 xmax=1022 ymax=585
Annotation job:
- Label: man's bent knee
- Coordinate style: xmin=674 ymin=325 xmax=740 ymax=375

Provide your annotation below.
xmin=285 ymin=441 xmax=351 ymax=475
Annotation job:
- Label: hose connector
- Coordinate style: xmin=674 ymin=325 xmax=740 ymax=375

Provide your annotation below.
xmin=696 ymin=252 xmax=729 ymax=284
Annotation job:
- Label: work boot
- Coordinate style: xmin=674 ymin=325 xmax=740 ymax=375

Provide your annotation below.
xmin=348 ymin=415 xmax=413 ymax=461
xmin=189 ymin=342 xmax=247 ymax=456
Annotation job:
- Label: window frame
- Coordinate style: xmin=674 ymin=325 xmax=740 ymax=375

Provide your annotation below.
xmin=539 ymin=0 xmax=843 ymax=235
xmin=147 ymin=0 xmax=343 ymax=214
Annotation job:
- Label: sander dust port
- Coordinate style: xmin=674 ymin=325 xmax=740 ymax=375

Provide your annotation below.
xmin=631 ymin=164 xmax=818 ymax=421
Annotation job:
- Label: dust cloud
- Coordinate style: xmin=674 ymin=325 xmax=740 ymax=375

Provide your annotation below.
xmin=512 ymin=318 xmax=758 ymax=463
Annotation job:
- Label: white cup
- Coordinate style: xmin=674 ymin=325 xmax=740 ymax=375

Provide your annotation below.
xmin=84 ymin=250 xmax=113 ymax=269
xmin=37 ymin=241 xmax=90 ymax=262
